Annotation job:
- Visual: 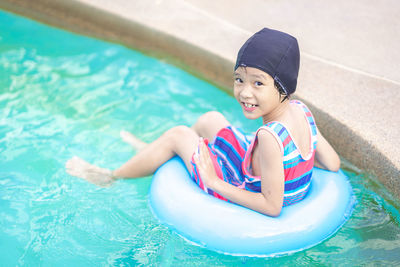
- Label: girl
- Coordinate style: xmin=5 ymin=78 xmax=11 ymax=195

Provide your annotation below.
xmin=66 ymin=28 xmax=340 ymax=217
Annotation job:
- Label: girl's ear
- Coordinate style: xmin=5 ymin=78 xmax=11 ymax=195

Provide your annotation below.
xmin=280 ymin=95 xmax=289 ymax=103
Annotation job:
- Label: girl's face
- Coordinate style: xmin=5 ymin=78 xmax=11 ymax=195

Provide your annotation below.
xmin=233 ymin=67 xmax=284 ymax=122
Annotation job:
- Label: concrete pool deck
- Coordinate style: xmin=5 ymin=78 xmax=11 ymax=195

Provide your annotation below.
xmin=1 ymin=0 xmax=399 ymax=200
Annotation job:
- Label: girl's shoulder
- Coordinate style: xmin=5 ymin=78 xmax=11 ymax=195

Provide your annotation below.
xmin=289 ymin=100 xmax=316 ymax=120
xmin=256 ymin=100 xmax=318 ymax=157
xmin=288 ymin=100 xmax=318 ymax=139
xmin=260 ymin=100 xmax=314 ymax=128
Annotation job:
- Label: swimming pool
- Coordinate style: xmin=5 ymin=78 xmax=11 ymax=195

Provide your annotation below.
xmin=1 ymin=9 xmax=400 ymax=266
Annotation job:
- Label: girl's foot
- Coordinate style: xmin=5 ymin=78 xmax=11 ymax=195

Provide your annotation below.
xmin=120 ymin=130 xmax=147 ymax=150
xmin=66 ymin=156 xmax=114 ymax=187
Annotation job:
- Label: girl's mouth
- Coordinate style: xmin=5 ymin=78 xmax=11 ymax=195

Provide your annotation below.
xmin=242 ymin=102 xmax=257 ymax=112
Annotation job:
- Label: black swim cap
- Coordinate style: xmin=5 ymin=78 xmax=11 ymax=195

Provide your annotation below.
xmin=234 ymin=28 xmax=300 ymax=95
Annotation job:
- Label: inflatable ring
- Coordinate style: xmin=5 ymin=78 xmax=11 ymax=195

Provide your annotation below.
xmin=149 ymin=157 xmax=355 ymax=256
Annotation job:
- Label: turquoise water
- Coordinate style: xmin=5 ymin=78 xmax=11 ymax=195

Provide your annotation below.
xmin=1 ymin=9 xmax=400 ymax=266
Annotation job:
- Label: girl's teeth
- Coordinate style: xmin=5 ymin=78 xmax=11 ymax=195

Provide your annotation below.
xmin=244 ymin=103 xmax=255 ymax=108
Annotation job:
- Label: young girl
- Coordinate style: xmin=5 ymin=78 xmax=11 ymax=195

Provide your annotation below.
xmin=66 ymin=28 xmax=340 ymax=217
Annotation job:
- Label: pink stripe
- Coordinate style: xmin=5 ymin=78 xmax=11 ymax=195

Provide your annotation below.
xmin=218 ymin=128 xmax=246 ymax=157
xmin=282 ymin=135 xmax=292 ymax=147
xmin=202 ymin=139 xmax=223 ymax=180
xmin=242 ymin=140 xmax=256 ymax=179
xmin=284 ymin=154 xmax=315 ymax=181
xmin=283 ymin=190 xmax=308 ymax=206
xmin=213 ymin=191 xmax=228 ymax=201
xmin=191 ymin=139 xmax=227 ymax=201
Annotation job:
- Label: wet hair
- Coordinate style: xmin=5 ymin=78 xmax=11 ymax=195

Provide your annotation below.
xmin=274 ymin=80 xmax=289 ymax=102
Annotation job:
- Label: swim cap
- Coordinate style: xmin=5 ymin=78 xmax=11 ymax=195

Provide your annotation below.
xmin=234 ymin=28 xmax=300 ymax=95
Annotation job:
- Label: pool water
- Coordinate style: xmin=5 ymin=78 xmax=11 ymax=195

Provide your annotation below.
xmin=1 ymin=10 xmax=400 ymax=266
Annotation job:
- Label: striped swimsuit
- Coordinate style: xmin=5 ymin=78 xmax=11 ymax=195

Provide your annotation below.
xmin=191 ymin=100 xmax=318 ymax=207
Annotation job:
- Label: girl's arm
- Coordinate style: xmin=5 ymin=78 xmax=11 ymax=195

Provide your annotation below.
xmin=194 ymin=130 xmax=284 ymax=217
xmin=314 ymin=129 xmax=341 ymax=172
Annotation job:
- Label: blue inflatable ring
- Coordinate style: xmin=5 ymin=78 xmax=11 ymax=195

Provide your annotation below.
xmin=149 ymin=157 xmax=355 ymax=256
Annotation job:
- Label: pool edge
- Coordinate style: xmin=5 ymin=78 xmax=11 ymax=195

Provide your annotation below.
xmin=1 ymin=0 xmax=399 ymax=202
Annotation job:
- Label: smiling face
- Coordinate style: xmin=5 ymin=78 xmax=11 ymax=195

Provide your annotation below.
xmin=233 ymin=67 xmax=286 ymax=123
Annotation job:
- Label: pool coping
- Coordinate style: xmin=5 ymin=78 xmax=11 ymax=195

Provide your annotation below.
xmin=1 ymin=0 xmax=399 ymax=201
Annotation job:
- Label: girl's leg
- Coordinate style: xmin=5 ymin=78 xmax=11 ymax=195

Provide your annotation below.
xmin=120 ymin=111 xmax=230 ymax=152
xmin=113 ymin=126 xmax=198 ymax=178
xmin=192 ymin=111 xmax=230 ymax=140
xmin=120 ymin=130 xmax=147 ymax=150
xmin=66 ymin=112 xmax=230 ymax=187
xmin=66 ymin=126 xmax=199 ymax=186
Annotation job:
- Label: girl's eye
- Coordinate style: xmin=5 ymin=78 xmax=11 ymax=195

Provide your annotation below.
xmin=235 ymin=78 xmax=243 ymax=83
xmin=255 ymin=81 xmax=263 ymax=86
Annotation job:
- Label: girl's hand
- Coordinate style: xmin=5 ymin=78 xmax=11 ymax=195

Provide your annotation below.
xmin=193 ymin=138 xmax=220 ymax=189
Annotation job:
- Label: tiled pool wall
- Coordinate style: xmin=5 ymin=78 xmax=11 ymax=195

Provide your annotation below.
xmin=1 ymin=0 xmax=399 ymax=201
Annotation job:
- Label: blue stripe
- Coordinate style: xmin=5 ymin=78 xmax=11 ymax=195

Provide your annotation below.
xmin=216 ymin=151 xmax=240 ymax=182
xmin=285 ymin=177 xmax=311 ymax=194
xmin=283 ymin=152 xmax=303 ymax=166
xmin=287 ymin=169 xmax=312 ymax=184
xmin=278 ymin=127 xmax=285 ymax=136
xmin=220 ymin=158 xmax=242 ymax=185
xmin=284 ymin=172 xmax=312 ymax=192
xmin=230 ymin=126 xmax=253 ymax=148
xmin=283 ymin=190 xmax=308 ymax=206
xmin=191 ymin=163 xmax=200 ymax=184
xmin=245 ymin=181 xmax=261 ymax=192
xmin=276 ymin=126 xmax=289 ymax=141
xmin=285 ymin=189 xmax=308 ymax=201
xmin=220 ymin=160 xmax=231 ymax=178
xmin=207 ymin=187 xmax=216 ymax=196
xmin=214 ymin=137 xmax=243 ymax=177
xmin=272 ymin=123 xmax=282 ymax=135
xmin=214 ymin=139 xmax=242 ymax=170
xmin=283 ymin=141 xmax=296 ymax=155
xmin=283 ymin=157 xmax=302 ymax=169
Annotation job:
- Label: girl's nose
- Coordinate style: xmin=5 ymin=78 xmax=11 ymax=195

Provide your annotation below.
xmin=240 ymin=84 xmax=252 ymax=99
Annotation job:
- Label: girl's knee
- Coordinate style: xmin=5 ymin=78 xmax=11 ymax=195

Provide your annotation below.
xmin=164 ymin=126 xmax=198 ymax=161
xmin=195 ymin=111 xmax=226 ymax=128
xmin=165 ymin=126 xmax=196 ymax=144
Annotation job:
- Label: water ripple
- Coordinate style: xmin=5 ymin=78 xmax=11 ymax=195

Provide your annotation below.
xmin=1 ymin=9 xmax=400 ymax=266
